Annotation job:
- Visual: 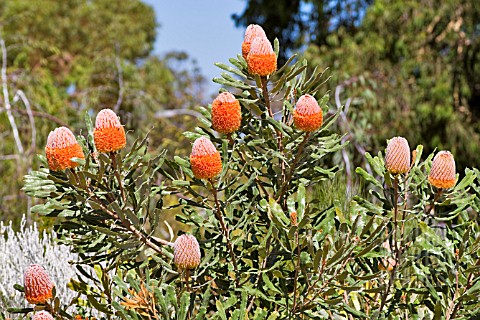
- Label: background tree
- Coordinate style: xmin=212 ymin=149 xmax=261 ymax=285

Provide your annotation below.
xmin=232 ymin=0 xmax=373 ymax=62
xmin=0 ymin=0 xmax=205 ymax=224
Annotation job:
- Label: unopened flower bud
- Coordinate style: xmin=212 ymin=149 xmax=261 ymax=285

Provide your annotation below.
xmin=174 ymin=234 xmax=201 ymax=270
xmin=33 ymin=311 xmax=54 ymax=320
xmin=24 ymin=264 xmax=54 ymax=304
xmin=428 ymin=151 xmax=456 ymax=189
xmin=385 ymin=137 xmax=411 ymax=174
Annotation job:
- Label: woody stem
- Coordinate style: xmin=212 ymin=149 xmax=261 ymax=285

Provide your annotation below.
xmin=276 ymin=132 xmax=310 ymax=203
xmin=209 ymin=178 xmax=240 ymax=286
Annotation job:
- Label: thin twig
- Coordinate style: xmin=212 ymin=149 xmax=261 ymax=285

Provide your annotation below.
xmin=276 ymin=132 xmax=310 ymax=202
xmin=110 ymin=152 xmax=127 ymax=204
xmin=209 ymin=178 xmax=240 ymax=286
xmin=291 ymin=228 xmax=301 ymax=316
xmin=87 ymin=191 xmax=173 ymax=253
xmin=12 ymin=108 xmax=68 ymax=127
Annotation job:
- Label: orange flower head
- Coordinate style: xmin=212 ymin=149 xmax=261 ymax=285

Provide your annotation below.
xmin=24 ymin=264 xmax=54 ymax=304
xmin=211 ymin=92 xmax=242 ymax=134
xmin=428 ymin=151 xmax=456 ymax=189
xmin=385 ymin=137 xmax=411 ymax=174
xmin=94 ymin=109 xmax=126 ymax=153
xmin=174 ymin=234 xmax=201 ymax=270
xmin=247 ymin=36 xmax=277 ymax=76
xmin=242 ymin=24 xmax=266 ymax=59
xmin=33 ymin=311 xmax=54 ymax=320
xmin=190 ymin=137 xmax=222 ymax=180
xmin=45 ymin=127 xmax=85 ymax=171
xmin=293 ymin=94 xmax=323 ymax=132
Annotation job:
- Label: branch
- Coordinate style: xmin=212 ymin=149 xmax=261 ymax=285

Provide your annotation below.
xmin=13 ymin=90 xmax=36 ymax=155
xmin=13 ymin=108 xmax=68 ymax=127
xmin=1 ymin=39 xmax=24 ymax=155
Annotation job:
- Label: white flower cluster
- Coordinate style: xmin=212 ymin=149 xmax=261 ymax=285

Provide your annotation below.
xmin=0 ymin=216 xmax=79 ymax=314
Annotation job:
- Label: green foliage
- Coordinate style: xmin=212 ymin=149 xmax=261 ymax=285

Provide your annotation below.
xmin=19 ymin=31 xmax=480 ymax=319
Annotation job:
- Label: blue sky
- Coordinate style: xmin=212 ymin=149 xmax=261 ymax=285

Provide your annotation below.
xmin=142 ymin=0 xmax=246 ymax=93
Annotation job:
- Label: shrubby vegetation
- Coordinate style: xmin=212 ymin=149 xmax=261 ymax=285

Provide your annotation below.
xmin=8 ymin=20 xmax=480 ymax=319
xmin=0 ymin=0 xmax=479 ymax=319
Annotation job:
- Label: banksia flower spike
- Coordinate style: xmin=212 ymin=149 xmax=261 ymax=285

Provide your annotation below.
xmin=24 ymin=264 xmax=54 ymax=304
xmin=190 ymin=137 xmax=222 ymax=180
xmin=242 ymin=24 xmax=266 ymax=59
xmin=45 ymin=127 xmax=85 ymax=171
xmin=385 ymin=137 xmax=411 ymax=175
xmin=33 ymin=311 xmax=54 ymax=320
xmin=174 ymin=234 xmax=201 ymax=270
xmin=94 ymin=108 xmax=126 ymax=153
xmin=428 ymin=151 xmax=456 ymax=189
xmin=247 ymin=36 xmax=277 ymax=76
xmin=211 ymin=92 xmax=242 ymax=134
xmin=293 ymin=94 xmax=323 ymax=132
xmin=290 ymin=211 xmax=298 ymax=226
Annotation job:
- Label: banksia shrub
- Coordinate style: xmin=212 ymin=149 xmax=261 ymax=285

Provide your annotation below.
xmin=174 ymin=234 xmax=201 ymax=270
xmin=32 ymin=311 xmax=54 ymax=320
xmin=94 ymin=108 xmax=126 ymax=153
xmin=385 ymin=136 xmax=411 ymax=174
xmin=247 ymin=36 xmax=277 ymax=76
xmin=45 ymin=127 xmax=84 ymax=171
xmin=211 ymin=92 xmax=242 ymax=134
xmin=241 ymin=24 xmax=266 ymax=59
xmin=189 ymin=137 xmax=222 ymax=179
xmin=428 ymin=150 xmax=456 ymax=189
xmin=293 ymin=94 xmax=323 ymax=132
xmin=24 ymin=264 xmax=54 ymax=304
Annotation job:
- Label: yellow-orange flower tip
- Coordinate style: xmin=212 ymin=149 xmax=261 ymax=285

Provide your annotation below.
xmin=190 ymin=137 xmax=222 ymax=180
xmin=174 ymin=234 xmax=201 ymax=270
xmin=24 ymin=264 xmax=54 ymax=305
xmin=242 ymin=24 xmax=266 ymax=59
xmin=428 ymin=151 xmax=456 ymax=189
xmin=211 ymin=92 xmax=242 ymax=134
xmin=293 ymin=94 xmax=323 ymax=132
xmin=33 ymin=311 xmax=54 ymax=320
xmin=94 ymin=108 xmax=126 ymax=153
xmin=290 ymin=211 xmax=298 ymax=226
xmin=45 ymin=127 xmax=85 ymax=171
xmin=385 ymin=136 xmax=411 ymax=175
xmin=247 ymin=36 xmax=277 ymax=76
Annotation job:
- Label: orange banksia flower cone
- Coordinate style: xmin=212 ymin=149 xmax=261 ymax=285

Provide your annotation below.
xmin=190 ymin=137 xmax=222 ymax=179
xmin=211 ymin=92 xmax=242 ymax=134
xmin=45 ymin=127 xmax=85 ymax=171
xmin=385 ymin=136 xmax=411 ymax=174
xmin=242 ymin=24 xmax=266 ymax=59
xmin=33 ymin=311 xmax=54 ymax=320
xmin=94 ymin=109 xmax=126 ymax=153
xmin=428 ymin=151 xmax=456 ymax=189
xmin=293 ymin=94 xmax=323 ymax=132
xmin=24 ymin=264 xmax=54 ymax=304
xmin=247 ymin=36 xmax=277 ymax=76
xmin=174 ymin=234 xmax=201 ymax=270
